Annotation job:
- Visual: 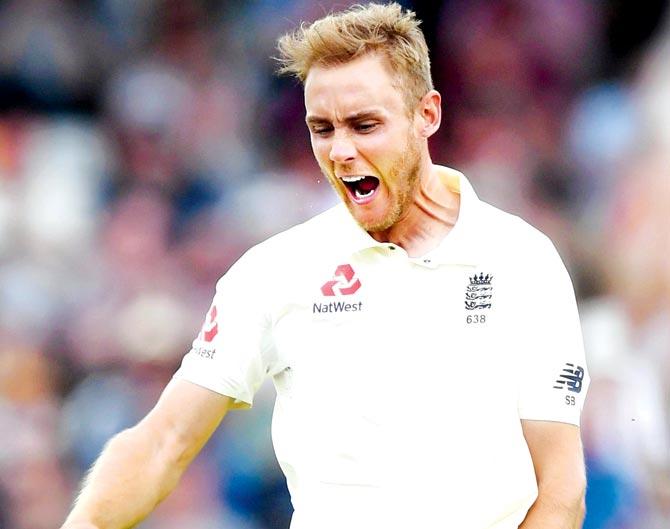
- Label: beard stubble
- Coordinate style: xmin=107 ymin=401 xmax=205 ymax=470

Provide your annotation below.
xmin=361 ymin=136 xmax=422 ymax=233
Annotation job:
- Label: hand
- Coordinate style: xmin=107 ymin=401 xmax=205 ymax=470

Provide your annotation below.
xmin=60 ymin=523 xmax=100 ymax=529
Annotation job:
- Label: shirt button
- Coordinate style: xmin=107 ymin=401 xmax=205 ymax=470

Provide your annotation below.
xmin=389 ymin=245 xmax=396 ymax=250
xmin=424 ymin=259 xmax=431 ymax=264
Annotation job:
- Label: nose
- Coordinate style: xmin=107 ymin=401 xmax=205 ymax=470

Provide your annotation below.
xmin=329 ymin=136 xmax=357 ymax=164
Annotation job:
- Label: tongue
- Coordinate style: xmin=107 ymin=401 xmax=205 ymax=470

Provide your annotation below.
xmin=358 ymin=177 xmax=378 ymax=193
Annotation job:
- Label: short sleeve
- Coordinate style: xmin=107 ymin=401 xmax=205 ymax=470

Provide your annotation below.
xmin=173 ymin=249 xmax=278 ymax=408
xmin=516 ymin=236 xmax=589 ymax=425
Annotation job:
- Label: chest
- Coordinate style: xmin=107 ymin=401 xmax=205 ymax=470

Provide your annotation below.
xmin=270 ymin=257 xmax=519 ymax=414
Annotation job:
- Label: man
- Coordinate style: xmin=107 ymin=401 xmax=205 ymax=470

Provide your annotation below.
xmin=61 ymin=3 xmax=589 ymax=529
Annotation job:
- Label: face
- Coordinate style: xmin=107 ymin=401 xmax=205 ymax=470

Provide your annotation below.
xmin=304 ymin=54 xmax=424 ymax=232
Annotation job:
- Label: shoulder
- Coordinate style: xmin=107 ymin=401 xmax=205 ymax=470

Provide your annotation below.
xmin=219 ymin=205 xmax=347 ymax=282
xmin=247 ymin=205 xmax=346 ymax=259
xmin=476 ymin=201 xmax=559 ymax=263
xmin=473 ymin=202 xmax=576 ymax=303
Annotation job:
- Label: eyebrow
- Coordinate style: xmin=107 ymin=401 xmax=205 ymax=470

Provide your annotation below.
xmin=305 ymin=110 xmax=382 ymax=126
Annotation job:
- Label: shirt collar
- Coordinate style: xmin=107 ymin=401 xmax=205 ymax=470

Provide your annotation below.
xmin=332 ymin=166 xmax=484 ymax=266
xmin=425 ymin=167 xmax=483 ymax=266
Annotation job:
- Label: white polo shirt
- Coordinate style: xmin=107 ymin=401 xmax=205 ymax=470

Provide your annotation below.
xmin=175 ymin=169 xmax=589 ymax=529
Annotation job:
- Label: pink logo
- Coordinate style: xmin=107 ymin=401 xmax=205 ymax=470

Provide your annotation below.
xmin=200 ymin=304 xmax=218 ymax=342
xmin=321 ymin=264 xmax=362 ymax=296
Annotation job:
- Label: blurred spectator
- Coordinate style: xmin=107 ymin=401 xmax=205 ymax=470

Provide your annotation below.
xmin=581 ymin=151 xmax=670 ymax=528
xmin=0 ymin=345 xmax=71 ymax=529
xmin=0 ymin=0 xmax=108 ymax=113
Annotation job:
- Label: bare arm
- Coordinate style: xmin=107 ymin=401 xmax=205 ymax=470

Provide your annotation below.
xmin=518 ymin=420 xmax=586 ymax=529
xmin=61 ymin=379 xmax=231 ymax=529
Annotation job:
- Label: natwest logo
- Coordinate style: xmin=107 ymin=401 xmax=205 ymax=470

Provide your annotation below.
xmin=321 ymin=264 xmax=361 ymax=296
xmin=199 ymin=304 xmax=219 ymax=342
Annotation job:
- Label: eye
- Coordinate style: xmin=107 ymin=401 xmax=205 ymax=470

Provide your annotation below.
xmin=355 ymin=122 xmax=378 ymax=133
xmin=311 ymin=125 xmax=333 ymax=136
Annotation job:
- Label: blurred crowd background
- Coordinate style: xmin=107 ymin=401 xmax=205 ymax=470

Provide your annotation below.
xmin=0 ymin=0 xmax=669 ymax=528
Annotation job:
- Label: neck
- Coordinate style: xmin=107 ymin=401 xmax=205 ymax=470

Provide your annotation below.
xmin=370 ymin=164 xmax=461 ymax=257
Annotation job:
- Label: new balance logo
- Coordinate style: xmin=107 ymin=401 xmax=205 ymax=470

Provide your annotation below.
xmin=553 ymin=363 xmax=584 ymax=393
xmin=321 ymin=264 xmax=362 ymax=296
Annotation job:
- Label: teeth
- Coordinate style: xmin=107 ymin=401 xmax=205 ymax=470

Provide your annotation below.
xmin=355 ymin=188 xmax=374 ymax=199
xmin=341 ymin=175 xmax=365 ymax=182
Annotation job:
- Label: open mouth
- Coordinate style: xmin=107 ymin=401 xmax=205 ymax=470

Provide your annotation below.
xmin=341 ymin=175 xmax=380 ymax=204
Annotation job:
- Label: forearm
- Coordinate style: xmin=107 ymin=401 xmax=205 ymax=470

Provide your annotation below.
xmin=62 ymin=425 xmax=188 ymax=529
xmin=518 ymin=487 xmax=585 ymax=529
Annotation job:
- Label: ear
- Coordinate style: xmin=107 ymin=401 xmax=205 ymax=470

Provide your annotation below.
xmin=415 ymin=90 xmax=441 ymax=138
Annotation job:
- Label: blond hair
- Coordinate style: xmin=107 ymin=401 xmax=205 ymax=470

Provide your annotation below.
xmin=276 ymin=2 xmax=433 ymax=111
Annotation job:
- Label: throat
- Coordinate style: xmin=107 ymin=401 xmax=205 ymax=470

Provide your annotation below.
xmin=415 ymin=192 xmax=459 ymax=226
xmin=371 ymin=173 xmax=461 ymax=257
